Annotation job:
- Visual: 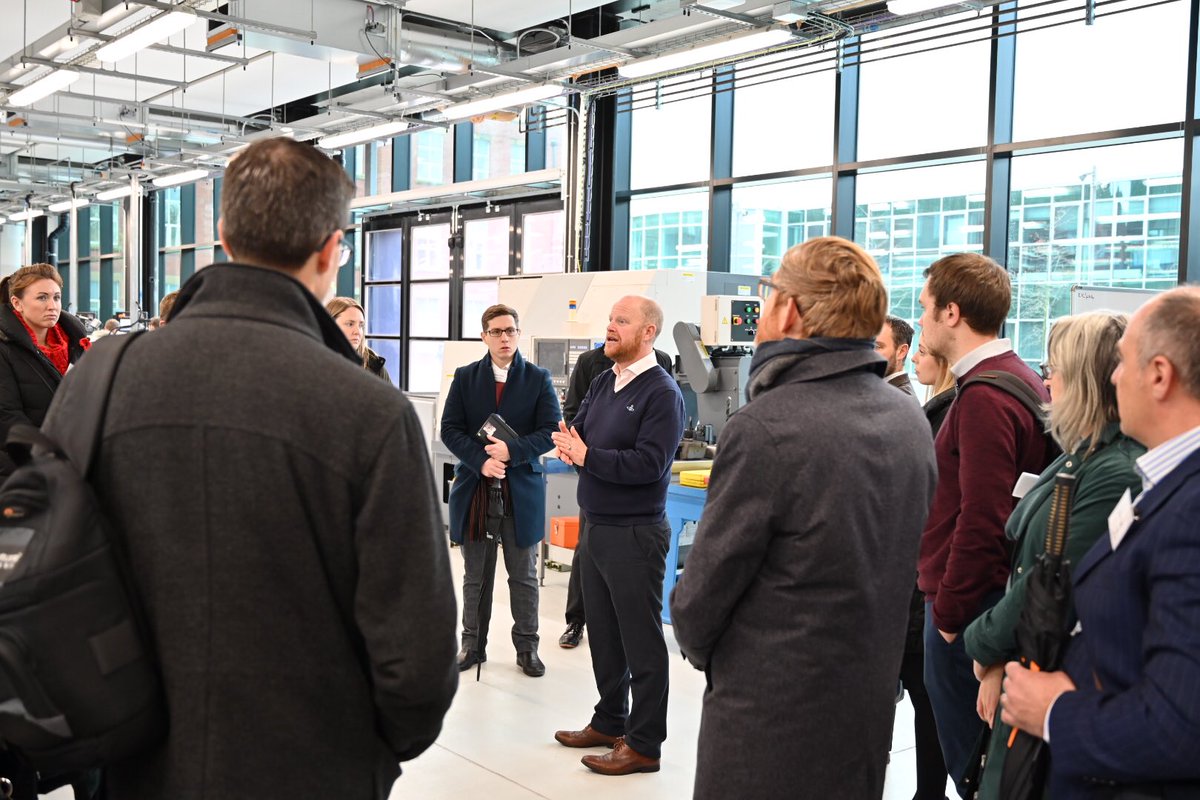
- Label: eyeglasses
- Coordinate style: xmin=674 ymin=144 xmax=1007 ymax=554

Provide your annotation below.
xmin=758 ymin=276 xmax=803 ymax=314
xmin=1040 ymin=363 xmax=1056 ymax=380
xmin=485 ymin=327 xmax=520 ymax=338
xmin=319 ymin=231 xmax=353 ymax=267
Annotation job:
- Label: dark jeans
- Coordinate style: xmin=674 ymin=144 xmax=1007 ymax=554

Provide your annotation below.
xmin=924 ymin=601 xmax=986 ymax=800
xmin=460 ymin=516 xmax=539 ymax=653
xmin=564 ymin=512 xmax=586 ymax=626
xmin=900 ymin=647 xmax=949 ymax=800
xmin=579 ymin=517 xmax=670 ymax=759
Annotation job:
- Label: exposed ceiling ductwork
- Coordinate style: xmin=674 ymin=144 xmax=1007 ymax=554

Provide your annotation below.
xmin=0 ymin=0 xmax=1041 ymax=206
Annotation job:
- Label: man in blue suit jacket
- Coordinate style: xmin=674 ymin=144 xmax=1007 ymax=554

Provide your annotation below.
xmin=1001 ymin=286 xmax=1200 ymax=798
xmin=441 ymin=304 xmax=561 ymax=678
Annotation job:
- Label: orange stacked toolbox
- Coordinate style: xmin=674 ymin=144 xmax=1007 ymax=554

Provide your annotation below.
xmin=550 ymin=516 xmax=580 ymax=549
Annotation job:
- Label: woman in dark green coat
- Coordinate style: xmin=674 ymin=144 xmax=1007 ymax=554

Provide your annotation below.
xmin=963 ymin=310 xmax=1144 ymax=800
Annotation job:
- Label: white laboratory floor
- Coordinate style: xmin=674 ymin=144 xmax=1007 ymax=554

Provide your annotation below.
xmin=46 ymin=546 xmax=953 ymax=800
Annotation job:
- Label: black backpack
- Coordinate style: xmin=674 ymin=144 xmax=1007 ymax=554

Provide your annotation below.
xmin=0 ymin=333 xmax=165 ymax=773
xmin=959 ymin=369 xmax=1062 ymax=461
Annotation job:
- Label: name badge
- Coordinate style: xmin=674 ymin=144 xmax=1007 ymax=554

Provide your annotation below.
xmin=1108 ymin=488 xmax=1135 ymax=551
xmin=1013 ymin=472 xmax=1040 ymax=499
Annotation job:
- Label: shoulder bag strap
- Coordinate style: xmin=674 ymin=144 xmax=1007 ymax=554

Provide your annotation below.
xmin=40 ymin=332 xmax=145 ymax=475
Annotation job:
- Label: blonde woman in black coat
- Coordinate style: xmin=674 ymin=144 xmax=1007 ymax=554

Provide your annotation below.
xmin=327 ymin=296 xmax=392 ymax=383
xmin=0 ymin=263 xmax=89 ymax=480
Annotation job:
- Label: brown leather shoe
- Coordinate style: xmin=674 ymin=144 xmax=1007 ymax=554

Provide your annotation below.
xmin=581 ymin=739 xmax=660 ymax=775
xmin=554 ymin=725 xmax=620 ymax=748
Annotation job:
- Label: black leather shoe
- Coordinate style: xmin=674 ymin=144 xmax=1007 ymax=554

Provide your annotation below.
xmin=517 ymin=650 xmax=545 ymax=677
xmin=559 ymin=621 xmax=584 ymax=649
xmin=457 ymin=647 xmax=485 ymax=672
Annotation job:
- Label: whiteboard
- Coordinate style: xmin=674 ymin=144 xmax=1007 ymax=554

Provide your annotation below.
xmin=1069 ymin=285 xmax=1160 ymax=315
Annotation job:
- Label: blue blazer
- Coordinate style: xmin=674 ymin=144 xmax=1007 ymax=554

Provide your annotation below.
xmin=440 ymin=351 xmax=561 ymax=549
xmin=1048 ymin=447 xmax=1200 ymax=798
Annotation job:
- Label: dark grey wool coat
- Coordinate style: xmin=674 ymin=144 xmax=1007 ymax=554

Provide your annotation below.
xmin=671 ymin=339 xmax=937 ymax=800
xmin=45 ymin=264 xmax=458 ymax=800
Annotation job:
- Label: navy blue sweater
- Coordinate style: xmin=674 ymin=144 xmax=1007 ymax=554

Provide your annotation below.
xmin=571 ymin=365 xmax=685 ymax=524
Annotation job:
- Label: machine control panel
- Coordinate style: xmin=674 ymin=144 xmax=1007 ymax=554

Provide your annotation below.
xmin=532 ymin=338 xmax=596 ymax=405
xmin=700 ymin=295 xmax=760 ymax=346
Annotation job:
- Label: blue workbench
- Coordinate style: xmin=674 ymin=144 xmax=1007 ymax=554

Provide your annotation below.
xmin=662 ymin=483 xmax=707 ymax=625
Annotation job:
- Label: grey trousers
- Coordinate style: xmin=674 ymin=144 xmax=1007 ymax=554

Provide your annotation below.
xmin=460 ymin=517 xmax=540 ymax=654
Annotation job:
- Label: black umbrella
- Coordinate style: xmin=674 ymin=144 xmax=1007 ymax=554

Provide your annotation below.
xmin=1001 ymin=471 xmax=1078 ymax=800
xmin=470 ymin=478 xmax=505 ymax=682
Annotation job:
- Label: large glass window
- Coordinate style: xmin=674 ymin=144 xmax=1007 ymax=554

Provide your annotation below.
xmin=521 ymin=209 xmax=565 ymax=274
xmin=411 ymin=224 xmax=452 ymax=279
xmin=463 ymin=216 xmax=511 ymax=277
xmin=1012 ymin=0 xmax=1189 ymax=142
xmin=857 ymin=13 xmax=990 ymax=160
xmin=730 ymin=177 xmax=832 ymax=275
xmin=195 ymin=179 xmax=215 ymax=244
xmin=855 ymin=161 xmax=987 ymax=325
xmin=629 ymin=89 xmax=712 ymax=189
xmin=368 ymin=229 xmax=403 ymax=281
xmin=629 ymin=190 xmax=710 ymax=270
xmin=413 ymin=128 xmax=453 ymax=186
xmin=732 ymin=54 xmax=835 ymax=176
xmin=462 ymin=280 xmax=500 ymax=339
xmin=546 ymin=122 xmax=568 ymax=171
xmin=161 ymin=187 xmax=182 ymax=248
xmin=1007 ymin=139 xmax=1182 ymax=363
xmin=473 ymin=118 xmax=526 ymax=180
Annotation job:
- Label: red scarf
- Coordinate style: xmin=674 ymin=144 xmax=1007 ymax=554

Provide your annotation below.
xmin=14 ymin=310 xmax=70 ymax=375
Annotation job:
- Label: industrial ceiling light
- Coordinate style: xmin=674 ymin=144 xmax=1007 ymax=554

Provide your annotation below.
xmin=617 ymin=29 xmax=795 ymax=79
xmin=152 ymin=168 xmax=209 ymax=188
xmin=317 ymin=120 xmax=409 ymax=150
xmin=440 ymin=85 xmax=566 ymax=122
xmin=9 ymin=208 xmax=45 ymax=221
xmin=8 ymin=69 xmax=82 ymax=107
xmin=95 ymin=9 xmax=197 ymax=63
xmin=48 ymin=198 xmax=91 ymax=213
xmin=886 ymin=0 xmax=959 ymax=15
xmin=96 ymin=185 xmax=136 ymax=201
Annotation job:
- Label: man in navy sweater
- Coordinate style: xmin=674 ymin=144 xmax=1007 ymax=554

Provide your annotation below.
xmin=551 ymin=295 xmax=685 ymax=776
xmin=915 ymin=253 xmax=1054 ymax=797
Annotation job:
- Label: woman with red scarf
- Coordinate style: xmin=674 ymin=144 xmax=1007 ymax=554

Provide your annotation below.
xmin=0 ymin=263 xmax=90 ymax=481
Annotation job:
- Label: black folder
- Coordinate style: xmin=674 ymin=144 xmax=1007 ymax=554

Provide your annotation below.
xmin=476 ymin=413 xmax=518 ymax=445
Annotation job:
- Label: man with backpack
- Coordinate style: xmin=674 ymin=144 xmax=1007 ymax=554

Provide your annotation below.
xmin=915 ymin=253 xmax=1055 ymax=798
xmin=35 ymin=138 xmax=458 ymax=799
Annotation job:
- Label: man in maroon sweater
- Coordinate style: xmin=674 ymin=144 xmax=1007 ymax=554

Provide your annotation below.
xmin=915 ymin=253 xmax=1053 ymax=798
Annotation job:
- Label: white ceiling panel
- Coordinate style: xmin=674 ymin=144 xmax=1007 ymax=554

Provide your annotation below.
xmin=152 ymin=52 xmax=358 ymax=118
xmin=0 ymin=2 xmax=72 ymax=65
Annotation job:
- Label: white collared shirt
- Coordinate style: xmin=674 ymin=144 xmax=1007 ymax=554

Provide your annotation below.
xmin=612 ymin=350 xmax=658 ymax=394
xmin=492 ymin=361 xmax=509 ymax=384
xmin=1134 ymin=423 xmax=1200 ymax=497
xmin=951 ymin=338 xmax=1013 ymax=379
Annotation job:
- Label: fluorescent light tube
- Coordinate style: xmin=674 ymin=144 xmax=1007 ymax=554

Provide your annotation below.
xmin=618 ymin=29 xmax=795 ymax=79
xmin=8 ymin=69 xmax=82 ymax=107
xmin=95 ymin=10 xmax=196 ymax=63
xmin=96 ymin=185 xmax=136 ymax=201
xmin=48 ymin=198 xmax=91 ymax=213
xmin=9 ymin=209 xmax=45 ymax=222
xmin=152 ymin=168 xmax=209 ymax=188
xmin=440 ymin=85 xmax=566 ymax=121
xmin=317 ymin=120 xmax=410 ymax=150
xmin=886 ymin=0 xmax=958 ymax=14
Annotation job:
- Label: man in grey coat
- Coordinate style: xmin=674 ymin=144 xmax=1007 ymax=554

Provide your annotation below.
xmin=670 ymin=237 xmax=937 ymax=800
xmin=45 ymin=139 xmax=459 ymax=800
